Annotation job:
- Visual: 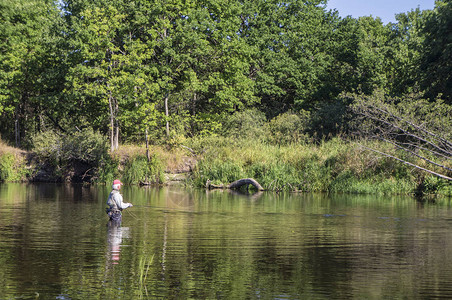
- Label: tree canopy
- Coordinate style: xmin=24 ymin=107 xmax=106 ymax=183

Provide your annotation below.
xmin=0 ymin=0 xmax=450 ymax=148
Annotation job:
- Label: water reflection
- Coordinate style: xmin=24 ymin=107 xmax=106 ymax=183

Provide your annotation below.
xmin=228 ymin=189 xmax=264 ymax=200
xmin=1 ymin=184 xmax=452 ymax=299
xmin=107 ymin=221 xmax=129 ymax=265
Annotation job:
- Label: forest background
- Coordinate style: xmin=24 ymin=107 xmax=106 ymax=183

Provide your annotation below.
xmin=0 ymin=0 xmax=451 ymax=196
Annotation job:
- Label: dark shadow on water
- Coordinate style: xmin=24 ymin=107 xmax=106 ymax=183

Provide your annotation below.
xmin=415 ymin=194 xmax=438 ymax=207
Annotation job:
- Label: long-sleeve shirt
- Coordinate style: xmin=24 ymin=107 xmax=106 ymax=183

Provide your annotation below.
xmin=107 ymin=190 xmax=132 ymax=211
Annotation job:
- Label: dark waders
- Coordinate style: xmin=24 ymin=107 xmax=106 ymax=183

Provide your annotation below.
xmin=106 ymin=208 xmax=122 ymax=224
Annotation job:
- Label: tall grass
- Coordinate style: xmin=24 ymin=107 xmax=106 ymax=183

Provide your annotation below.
xmin=0 ymin=153 xmax=31 ymax=182
xmin=2 ymin=132 xmax=449 ymax=196
xmin=122 ymin=154 xmax=165 ymax=185
xmin=0 ymin=154 xmax=23 ymax=181
xmin=188 ymin=137 xmax=446 ymax=195
xmin=0 ymin=139 xmax=31 ymax=182
xmin=138 ymin=253 xmax=154 ymax=299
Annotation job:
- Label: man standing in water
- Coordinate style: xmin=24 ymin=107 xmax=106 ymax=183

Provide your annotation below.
xmin=106 ymin=179 xmax=133 ymax=222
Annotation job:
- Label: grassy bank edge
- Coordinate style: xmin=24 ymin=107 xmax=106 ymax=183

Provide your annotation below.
xmin=188 ymin=137 xmax=451 ymax=197
xmin=1 ymin=138 xmax=451 ymax=197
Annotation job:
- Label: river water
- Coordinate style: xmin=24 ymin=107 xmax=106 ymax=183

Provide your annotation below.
xmin=1 ymin=183 xmax=452 ymax=299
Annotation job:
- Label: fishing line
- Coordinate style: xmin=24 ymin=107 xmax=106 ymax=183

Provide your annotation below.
xmin=125 ymin=209 xmax=140 ymax=220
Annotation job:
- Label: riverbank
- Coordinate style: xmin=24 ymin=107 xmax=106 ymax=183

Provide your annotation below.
xmin=0 ymin=139 xmax=194 ymax=186
xmin=0 ymin=137 xmax=450 ymax=197
xmin=187 ymin=137 xmax=451 ymax=196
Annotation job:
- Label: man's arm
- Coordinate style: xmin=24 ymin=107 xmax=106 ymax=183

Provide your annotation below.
xmin=114 ymin=193 xmax=133 ymax=210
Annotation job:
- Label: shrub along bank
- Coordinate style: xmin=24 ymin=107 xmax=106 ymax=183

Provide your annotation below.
xmin=0 ymin=134 xmax=450 ymax=197
xmin=0 ymin=130 xmax=168 ymax=185
xmin=0 ymin=140 xmax=31 ymax=182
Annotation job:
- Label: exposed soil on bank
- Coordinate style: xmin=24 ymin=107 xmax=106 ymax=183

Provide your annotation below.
xmin=0 ymin=140 xmax=28 ymax=157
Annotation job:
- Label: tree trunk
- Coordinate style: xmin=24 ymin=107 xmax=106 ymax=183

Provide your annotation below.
xmin=228 ymin=178 xmax=265 ymax=191
xmin=108 ymin=90 xmax=116 ymax=152
xmin=192 ymin=92 xmax=197 ymax=116
xmin=145 ymin=128 xmax=150 ymax=162
xmin=15 ymin=118 xmax=20 ymax=148
xmin=109 ymin=104 xmax=114 ymax=152
xmin=14 ymin=102 xmax=20 ymax=147
xmin=206 ymin=178 xmax=265 ymax=191
xmin=164 ymin=93 xmax=169 ymax=137
xmin=114 ymin=121 xmax=119 ymax=150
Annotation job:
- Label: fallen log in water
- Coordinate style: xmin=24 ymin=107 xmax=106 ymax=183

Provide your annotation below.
xmin=206 ymin=178 xmax=264 ymax=191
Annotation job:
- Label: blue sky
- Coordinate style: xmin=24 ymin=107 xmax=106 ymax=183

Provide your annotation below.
xmin=326 ymin=0 xmax=436 ymax=24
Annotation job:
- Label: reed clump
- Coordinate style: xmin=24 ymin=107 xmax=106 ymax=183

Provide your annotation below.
xmin=138 ymin=253 xmax=154 ymax=299
xmin=122 ymin=154 xmax=165 ymax=185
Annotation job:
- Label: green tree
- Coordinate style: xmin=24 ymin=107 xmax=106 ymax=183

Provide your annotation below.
xmin=329 ymin=16 xmax=391 ymax=96
xmin=239 ymin=0 xmax=338 ymax=117
xmin=146 ymin=0 xmax=257 ymax=139
xmin=354 ymin=17 xmax=391 ymax=94
xmin=63 ymin=0 xmax=258 ymax=145
xmin=383 ymin=9 xmax=428 ymax=96
xmin=64 ymin=0 xmax=159 ymax=151
xmin=419 ymin=0 xmax=452 ymax=103
xmin=0 ymin=0 xmax=62 ymax=147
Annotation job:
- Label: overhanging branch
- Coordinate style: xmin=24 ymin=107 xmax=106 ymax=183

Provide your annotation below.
xmin=359 ymin=144 xmax=452 ymax=181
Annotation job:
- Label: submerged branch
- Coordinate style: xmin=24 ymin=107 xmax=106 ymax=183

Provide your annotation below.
xmin=206 ymin=178 xmax=265 ymax=191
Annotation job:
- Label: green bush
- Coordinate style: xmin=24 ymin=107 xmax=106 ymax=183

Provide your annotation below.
xmin=0 ymin=154 xmax=15 ymax=181
xmin=31 ymin=130 xmax=61 ymax=166
xmin=268 ymin=111 xmax=310 ymax=144
xmin=190 ymin=113 xmax=223 ymax=138
xmin=309 ymin=98 xmax=350 ymax=139
xmin=0 ymin=153 xmax=30 ymax=182
xmin=94 ymin=154 xmax=120 ymax=184
xmin=32 ymin=129 xmax=109 ymax=182
xmin=221 ymin=108 xmax=267 ymax=141
xmin=64 ymin=129 xmax=109 ymax=164
xmin=416 ymin=175 xmax=450 ymax=196
xmin=32 ymin=129 xmax=108 ymax=166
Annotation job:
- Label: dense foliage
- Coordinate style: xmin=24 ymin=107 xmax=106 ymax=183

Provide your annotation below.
xmin=0 ymin=0 xmax=450 ymax=193
xmin=0 ymin=0 xmax=450 ymax=149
